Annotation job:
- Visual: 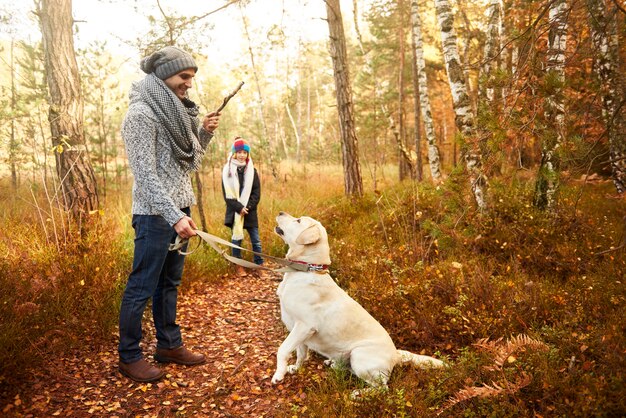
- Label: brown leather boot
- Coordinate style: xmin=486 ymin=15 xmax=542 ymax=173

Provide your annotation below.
xmin=119 ymin=358 xmax=164 ymax=382
xmin=235 ymin=265 xmax=248 ymax=277
xmin=154 ymin=346 xmax=206 ymax=366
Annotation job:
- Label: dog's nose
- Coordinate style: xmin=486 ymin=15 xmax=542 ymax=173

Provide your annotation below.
xmin=278 ymin=211 xmax=285 ymax=216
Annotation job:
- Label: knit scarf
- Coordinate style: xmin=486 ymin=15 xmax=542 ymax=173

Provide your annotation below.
xmin=139 ymin=73 xmax=202 ymax=172
xmin=222 ymin=156 xmax=255 ymax=240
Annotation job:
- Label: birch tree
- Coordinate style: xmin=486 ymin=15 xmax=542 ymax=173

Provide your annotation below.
xmin=481 ymin=0 xmax=502 ymax=103
xmin=533 ymin=0 xmax=568 ymax=210
xmin=587 ymin=0 xmax=625 ymax=194
xmin=500 ymin=0 xmax=515 ymax=99
xmin=397 ymin=0 xmax=411 ymax=180
xmin=434 ymin=0 xmax=488 ymax=210
xmin=326 ymin=0 xmax=363 ymax=197
xmin=411 ymin=0 xmax=442 ymax=182
xmin=37 ymin=0 xmax=99 ymax=223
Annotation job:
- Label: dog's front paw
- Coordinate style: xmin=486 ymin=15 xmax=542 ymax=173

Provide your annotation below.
xmin=287 ymin=365 xmax=299 ymax=374
xmin=271 ymin=372 xmax=284 ymax=384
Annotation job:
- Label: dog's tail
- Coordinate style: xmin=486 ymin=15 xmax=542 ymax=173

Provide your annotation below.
xmin=397 ymin=350 xmax=445 ymax=368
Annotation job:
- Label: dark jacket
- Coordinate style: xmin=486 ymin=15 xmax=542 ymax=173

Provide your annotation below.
xmin=222 ymin=166 xmax=261 ymax=228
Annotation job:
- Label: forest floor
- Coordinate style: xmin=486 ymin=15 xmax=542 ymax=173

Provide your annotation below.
xmin=2 ymin=266 xmax=324 ymax=417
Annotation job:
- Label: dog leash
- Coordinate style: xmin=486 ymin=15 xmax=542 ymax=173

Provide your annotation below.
xmin=169 ymin=230 xmax=329 ymax=274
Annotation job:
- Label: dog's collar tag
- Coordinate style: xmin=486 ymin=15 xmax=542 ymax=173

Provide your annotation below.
xmin=287 ymin=259 xmax=329 ymax=273
xmin=307 ymin=264 xmax=329 ymax=273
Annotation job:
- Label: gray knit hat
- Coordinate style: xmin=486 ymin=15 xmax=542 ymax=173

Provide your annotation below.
xmin=140 ymin=46 xmax=198 ymax=80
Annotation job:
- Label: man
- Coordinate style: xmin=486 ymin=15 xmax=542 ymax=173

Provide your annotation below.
xmin=118 ymin=46 xmax=219 ymax=382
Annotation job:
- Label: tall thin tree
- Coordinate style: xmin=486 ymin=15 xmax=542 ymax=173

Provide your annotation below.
xmin=481 ymin=0 xmax=502 ymax=103
xmin=587 ymin=0 xmax=625 ymax=194
xmin=434 ymin=0 xmax=488 ymax=210
xmin=9 ymin=39 xmax=18 ymax=190
xmin=326 ymin=0 xmax=363 ymax=197
xmin=239 ymin=8 xmax=276 ymax=176
xmin=397 ymin=0 xmax=411 ymax=181
xmin=533 ymin=0 xmax=568 ymax=210
xmin=410 ymin=0 xmax=442 ymax=183
xmin=37 ymin=0 xmax=99 ymax=224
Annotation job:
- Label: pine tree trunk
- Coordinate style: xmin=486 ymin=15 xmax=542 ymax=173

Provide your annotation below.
xmin=587 ymin=0 xmax=625 ymax=193
xmin=435 ymin=0 xmax=488 ymax=210
xmin=38 ymin=0 xmax=99 ymax=225
xmin=534 ymin=0 xmax=568 ymax=210
xmin=411 ymin=0 xmax=442 ymax=182
xmin=326 ymin=0 xmax=363 ymax=198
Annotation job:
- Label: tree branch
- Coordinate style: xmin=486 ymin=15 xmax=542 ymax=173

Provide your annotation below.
xmin=188 ymin=0 xmax=243 ymax=25
xmin=214 ymin=81 xmax=244 ymax=114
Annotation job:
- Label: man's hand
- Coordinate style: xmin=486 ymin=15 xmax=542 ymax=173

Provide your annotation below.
xmin=174 ymin=216 xmax=197 ymax=239
xmin=240 ymin=207 xmax=249 ymax=216
xmin=203 ymin=112 xmax=220 ymax=133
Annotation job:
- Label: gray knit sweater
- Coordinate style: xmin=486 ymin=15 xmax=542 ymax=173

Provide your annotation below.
xmin=122 ymin=80 xmax=213 ymax=226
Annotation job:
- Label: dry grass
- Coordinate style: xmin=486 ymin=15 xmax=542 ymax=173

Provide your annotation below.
xmin=292 ymin=175 xmax=625 ymax=417
xmin=1 ymin=165 xmax=625 ymax=416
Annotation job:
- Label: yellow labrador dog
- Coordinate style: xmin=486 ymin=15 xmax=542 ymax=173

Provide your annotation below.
xmin=271 ymin=212 xmax=444 ymax=389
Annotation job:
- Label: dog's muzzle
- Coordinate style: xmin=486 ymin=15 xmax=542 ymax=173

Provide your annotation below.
xmin=275 ymin=226 xmax=284 ymax=236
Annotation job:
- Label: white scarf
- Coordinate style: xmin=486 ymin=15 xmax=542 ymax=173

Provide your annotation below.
xmin=222 ymin=155 xmax=254 ymax=240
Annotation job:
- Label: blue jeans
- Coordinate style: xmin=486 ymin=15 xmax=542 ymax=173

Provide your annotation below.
xmin=232 ymin=227 xmax=263 ymax=265
xmin=118 ymin=208 xmax=190 ymax=364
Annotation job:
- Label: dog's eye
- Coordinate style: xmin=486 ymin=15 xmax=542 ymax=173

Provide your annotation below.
xmin=296 ymin=219 xmax=301 ymax=223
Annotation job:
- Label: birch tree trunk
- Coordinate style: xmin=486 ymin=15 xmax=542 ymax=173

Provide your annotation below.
xmin=500 ymin=0 xmax=514 ymax=99
xmin=398 ymin=0 xmax=411 ymax=181
xmin=533 ymin=0 xmax=568 ymax=210
xmin=481 ymin=0 xmax=502 ymax=103
xmin=37 ymin=0 xmax=99 ymax=224
xmin=434 ymin=0 xmax=488 ymax=210
xmin=326 ymin=0 xmax=363 ymax=197
xmin=410 ymin=34 xmax=424 ymax=183
xmin=587 ymin=0 xmax=625 ymax=193
xmin=411 ymin=0 xmax=442 ymax=182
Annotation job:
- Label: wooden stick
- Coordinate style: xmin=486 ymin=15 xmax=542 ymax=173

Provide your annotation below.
xmin=214 ymin=81 xmax=244 ymax=113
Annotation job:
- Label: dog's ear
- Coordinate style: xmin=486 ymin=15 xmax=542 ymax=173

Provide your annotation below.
xmin=295 ymin=224 xmax=320 ymax=245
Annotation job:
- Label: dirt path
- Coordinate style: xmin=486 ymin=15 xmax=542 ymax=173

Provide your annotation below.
xmin=3 ymin=269 xmax=323 ymax=417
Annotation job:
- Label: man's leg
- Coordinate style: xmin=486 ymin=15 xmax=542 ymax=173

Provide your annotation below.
xmin=153 ymin=208 xmax=205 ymax=365
xmin=118 ymin=214 xmax=171 ymax=381
xmin=152 ymin=230 xmax=185 ymax=350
